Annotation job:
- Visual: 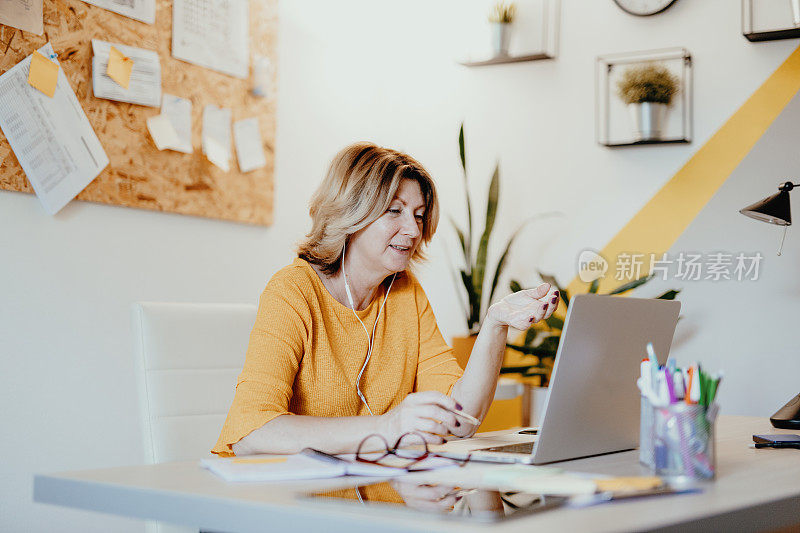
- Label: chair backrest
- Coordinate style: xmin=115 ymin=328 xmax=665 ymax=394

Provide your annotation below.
xmin=132 ymin=302 xmax=256 ymax=464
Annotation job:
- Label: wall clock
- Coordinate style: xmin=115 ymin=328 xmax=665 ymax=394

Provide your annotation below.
xmin=613 ymin=0 xmax=678 ymax=16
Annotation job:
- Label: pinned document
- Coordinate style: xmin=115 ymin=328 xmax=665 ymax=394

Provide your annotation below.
xmin=202 ymin=104 xmax=231 ymax=171
xmin=204 ymin=137 xmax=229 ymax=172
xmin=171 ymin=0 xmax=249 ymax=79
xmin=233 ymin=117 xmax=267 ymax=173
xmin=27 ymin=51 xmax=58 ymax=97
xmin=81 ymin=0 xmax=155 ymax=24
xmin=0 ymin=0 xmax=44 ymax=35
xmin=91 ymin=39 xmax=161 ymax=107
xmin=160 ymin=93 xmax=192 ymax=153
xmin=146 ymin=114 xmax=180 ymax=151
xmin=107 ymin=46 xmax=133 ymax=89
xmin=0 ymin=42 xmax=109 ymax=215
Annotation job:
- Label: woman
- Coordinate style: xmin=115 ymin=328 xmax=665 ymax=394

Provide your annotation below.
xmin=212 ymin=142 xmax=558 ymax=457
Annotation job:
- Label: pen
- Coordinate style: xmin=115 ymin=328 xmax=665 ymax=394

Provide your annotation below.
xmin=699 ymin=370 xmax=707 ymax=407
xmin=300 ymin=448 xmax=347 ymax=465
xmin=646 ymin=343 xmax=660 ymax=390
xmin=450 ymin=409 xmax=480 ymax=426
xmin=684 ymin=367 xmax=693 ymax=404
xmin=664 ymin=367 xmax=676 ymax=404
xmin=689 ymin=364 xmax=701 ymax=404
xmin=673 ymin=369 xmax=685 ymax=401
xmin=709 ymin=374 xmax=722 ymax=405
xmin=641 ymin=359 xmax=652 ymax=397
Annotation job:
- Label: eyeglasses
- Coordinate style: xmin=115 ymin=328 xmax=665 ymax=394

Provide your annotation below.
xmin=355 ymin=432 xmax=471 ymax=471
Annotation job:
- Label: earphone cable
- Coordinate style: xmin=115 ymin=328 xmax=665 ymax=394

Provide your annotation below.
xmin=342 ymin=241 xmax=395 ymax=416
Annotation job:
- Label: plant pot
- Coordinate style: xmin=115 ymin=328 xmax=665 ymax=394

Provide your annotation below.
xmin=627 ymin=102 xmax=668 ymax=141
xmin=451 ymin=334 xmax=477 ymax=370
xmin=526 ymin=385 xmax=550 ymax=428
xmin=490 ymin=22 xmax=511 ymax=57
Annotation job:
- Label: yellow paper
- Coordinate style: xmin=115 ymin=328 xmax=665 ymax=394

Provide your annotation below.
xmin=594 ymin=476 xmax=663 ymax=492
xmin=27 ymin=51 xmax=58 ymax=98
xmin=232 ymin=457 xmax=288 ymax=465
xmin=107 ymin=46 xmax=133 ymax=89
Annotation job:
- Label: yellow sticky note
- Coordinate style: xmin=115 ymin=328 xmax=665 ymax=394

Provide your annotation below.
xmin=107 ymin=46 xmax=133 ymax=89
xmin=27 ymin=51 xmax=59 ymax=98
xmin=594 ymin=476 xmax=663 ymax=493
xmin=232 ymin=457 xmax=288 ymax=465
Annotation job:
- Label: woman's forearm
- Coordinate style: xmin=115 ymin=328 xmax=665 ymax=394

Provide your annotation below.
xmin=232 ymin=414 xmax=383 ymax=455
xmin=450 ymin=317 xmax=509 ymax=422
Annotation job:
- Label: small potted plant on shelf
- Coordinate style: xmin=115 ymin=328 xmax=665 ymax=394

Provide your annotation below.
xmin=488 ymin=2 xmax=517 ymax=57
xmin=616 ymin=62 xmax=680 ymax=141
xmin=448 ymin=123 xmax=557 ymax=367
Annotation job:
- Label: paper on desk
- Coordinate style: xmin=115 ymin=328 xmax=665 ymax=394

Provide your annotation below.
xmin=201 ymin=455 xmax=345 ymax=482
xmin=81 ymin=0 xmax=155 ymax=24
xmin=0 ymin=0 xmax=43 ymax=35
xmin=233 ymin=117 xmax=266 ymax=173
xmin=0 ymin=43 xmax=109 ymax=215
xmin=201 ymin=453 xmax=418 ymax=482
xmin=405 ymin=464 xmax=597 ymax=496
xmin=27 ymin=51 xmax=58 ymax=97
xmin=202 ymin=104 xmax=231 ymax=171
xmin=171 ymin=0 xmax=249 ymax=79
xmin=91 ymin=39 xmax=161 ymax=107
xmin=160 ymin=93 xmax=192 ymax=153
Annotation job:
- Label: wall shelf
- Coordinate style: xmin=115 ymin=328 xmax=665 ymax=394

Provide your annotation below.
xmin=742 ymin=0 xmax=800 ymax=42
xmin=459 ymin=53 xmax=553 ymax=67
xmin=603 ymin=139 xmax=691 ymax=148
xmin=743 ymin=28 xmax=800 ymax=41
xmin=596 ymin=47 xmax=693 ymax=148
xmin=458 ymin=0 xmax=559 ymax=67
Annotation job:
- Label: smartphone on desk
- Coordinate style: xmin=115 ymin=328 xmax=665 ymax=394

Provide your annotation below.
xmin=753 ymin=434 xmax=800 ymax=449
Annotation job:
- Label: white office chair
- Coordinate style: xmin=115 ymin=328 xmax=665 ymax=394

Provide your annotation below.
xmin=132 ymin=302 xmax=256 ymax=533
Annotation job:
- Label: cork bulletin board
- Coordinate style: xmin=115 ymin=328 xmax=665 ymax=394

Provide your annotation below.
xmin=0 ymin=0 xmax=277 ymax=225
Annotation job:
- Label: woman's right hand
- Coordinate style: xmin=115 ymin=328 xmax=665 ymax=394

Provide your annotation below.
xmin=378 ymin=391 xmax=466 ymax=445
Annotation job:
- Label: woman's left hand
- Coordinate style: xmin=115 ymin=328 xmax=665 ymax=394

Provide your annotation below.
xmin=486 ymin=283 xmax=559 ymax=330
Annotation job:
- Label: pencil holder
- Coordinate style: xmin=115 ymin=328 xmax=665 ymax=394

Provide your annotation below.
xmin=651 ymin=403 xmax=715 ymax=481
xmin=639 ymin=395 xmax=655 ymax=468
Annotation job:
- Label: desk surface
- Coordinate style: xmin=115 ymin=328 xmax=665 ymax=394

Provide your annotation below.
xmin=34 ymin=416 xmax=800 ymax=533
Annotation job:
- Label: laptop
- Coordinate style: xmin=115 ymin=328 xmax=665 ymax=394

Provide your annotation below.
xmin=432 ymin=294 xmax=681 ymax=465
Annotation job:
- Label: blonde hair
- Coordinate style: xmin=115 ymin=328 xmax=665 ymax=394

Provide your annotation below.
xmin=298 ymin=142 xmax=439 ymax=276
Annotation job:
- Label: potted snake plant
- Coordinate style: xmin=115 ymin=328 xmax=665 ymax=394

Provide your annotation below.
xmin=449 ymin=123 xmax=557 ymax=367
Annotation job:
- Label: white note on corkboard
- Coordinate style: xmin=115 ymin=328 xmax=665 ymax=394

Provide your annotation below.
xmin=0 ymin=43 xmax=108 ymax=214
xmin=81 ymin=0 xmax=155 ymax=24
xmin=172 ymin=0 xmax=249 ymax=79
xmin=0 ymin=0 xmax=44 ymax=35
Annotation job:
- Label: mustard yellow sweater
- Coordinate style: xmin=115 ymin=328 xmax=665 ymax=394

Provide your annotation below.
xmin=212 ymin=258 xmax=463 ymax=456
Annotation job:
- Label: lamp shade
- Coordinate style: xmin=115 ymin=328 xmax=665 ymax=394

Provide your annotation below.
xmin=740 ymin=189 xmax=792 ymax=226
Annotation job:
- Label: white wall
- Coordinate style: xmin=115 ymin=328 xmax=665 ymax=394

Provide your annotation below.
xmin=0 ymin=1 xmax=797 ymax=530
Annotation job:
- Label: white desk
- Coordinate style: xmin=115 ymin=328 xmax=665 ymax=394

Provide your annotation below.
xmin=34 ymin=416 xmax=800 ymax=532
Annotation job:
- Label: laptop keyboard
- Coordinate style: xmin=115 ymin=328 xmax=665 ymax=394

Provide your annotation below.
xmin=478 ymin=442 xmax=535 ymax=454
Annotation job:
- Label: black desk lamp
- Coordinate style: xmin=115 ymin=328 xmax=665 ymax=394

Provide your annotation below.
xmin=740 ymin=181 xmax=800 ymax=429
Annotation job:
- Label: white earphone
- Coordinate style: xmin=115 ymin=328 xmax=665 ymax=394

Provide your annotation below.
xmin=341 ymin=240 xmax=396 ymax=415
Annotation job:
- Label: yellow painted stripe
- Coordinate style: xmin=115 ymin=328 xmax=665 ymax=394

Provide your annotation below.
xmin=568 ymin=44 xmax=800 ymax=296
